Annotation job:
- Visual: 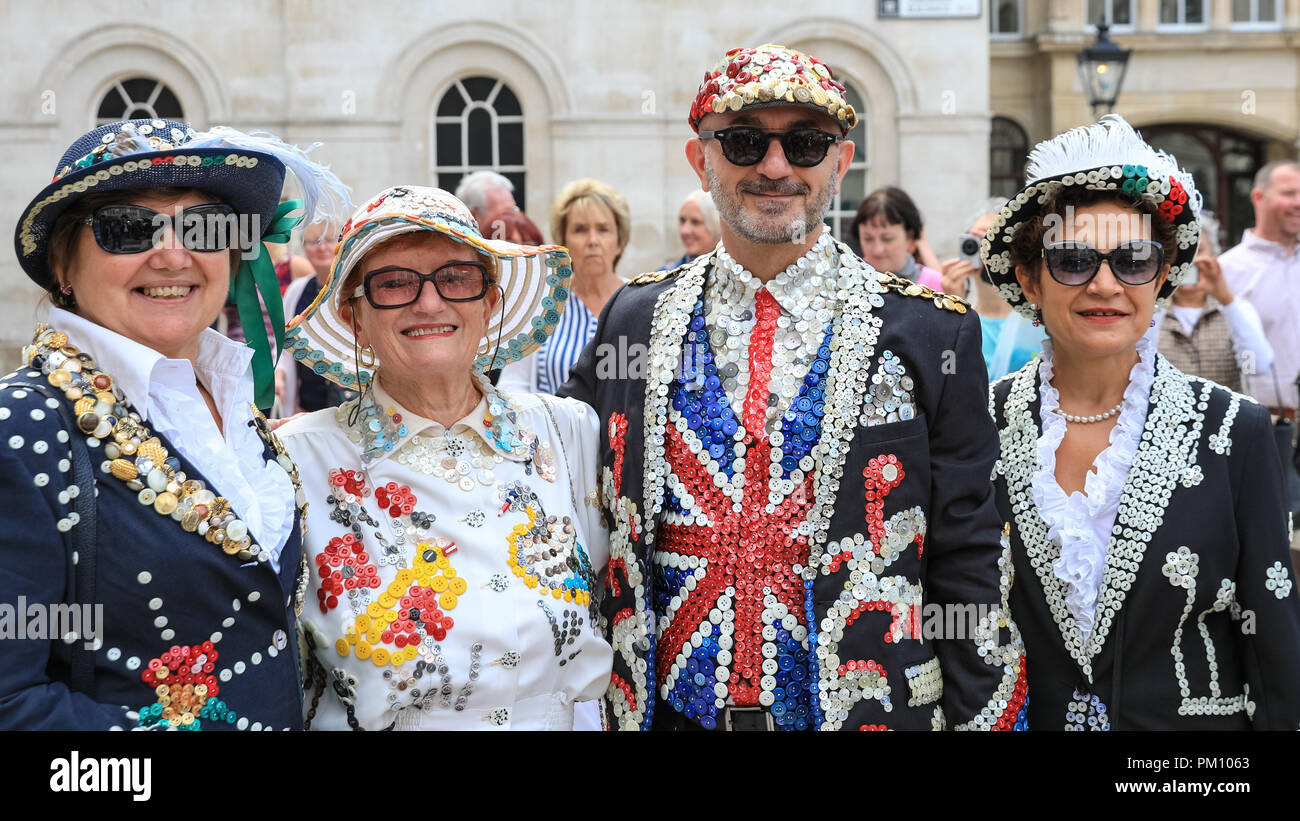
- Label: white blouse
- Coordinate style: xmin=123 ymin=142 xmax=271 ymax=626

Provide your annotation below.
xmin=1032 ymin=335 xmax=1156 ymax=644
xmin=48 ymin=307 xmax=296 ymax=569
xmin=279 ymin=376 xmax=612 ymax=730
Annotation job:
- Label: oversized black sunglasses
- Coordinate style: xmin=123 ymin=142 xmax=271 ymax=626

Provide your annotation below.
xmin=83 ymin=203 xmax=238 ymax=254
xmin=698 ymin=126 xmax=841 ymax=167
xmin=353 ymin=262 xmax=490 ymax=309
xmin=1042 ymin=240 xmax=1165 ymax=287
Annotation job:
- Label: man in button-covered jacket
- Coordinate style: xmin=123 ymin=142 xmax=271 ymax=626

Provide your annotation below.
xmin=560 ymin=43 xmax=1025 ymax=731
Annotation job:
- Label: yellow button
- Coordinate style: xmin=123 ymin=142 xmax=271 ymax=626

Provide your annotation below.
xmin=367 ymin=602 xmax=385 ymax=618
xmin=377 ymin=592 xmax=396 ymax=608
xmin=395 ymin=569 xmax=414 ymax=585
xmin=354 ymin=640 xmax=372 ymax=660
xmin=387 ymin=581 xmax=404 ymax=597
xmin=355 ymin=613 xmax=371 ymax=632
xmin=371 ymin=648 xmax=390 ymax=666
xmin=443 ymin=567 xmax=457 ymax=579
xmin=439 ymin=592 xmax=458 ymax=610
xmin=391 ymin=651 xmax=405 ymax=667
xmin=449 ymin=578 xmax=468 ymax=595
xmin=430 ymin=577 xmax=448 ymax=593
xmin=367 ymin=626 xmax=382 ymax=644
xmin=383 ymin=610 xmax=398 ymax=624
xmin=335 ymin=638 xmax=351 ymax=657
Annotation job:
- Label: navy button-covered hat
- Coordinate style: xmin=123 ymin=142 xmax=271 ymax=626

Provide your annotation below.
xmin=14 ymin=118 xmax=298 ymax=289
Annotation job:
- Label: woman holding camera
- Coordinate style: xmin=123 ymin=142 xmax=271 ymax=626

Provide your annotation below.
xmin=984 ymin=115 xmax=1300 ymax=729
xmin=1148 ymin=213 xmax=1273 ymax=392
xmin=941 ymin=198 xmax=1046 ymax=381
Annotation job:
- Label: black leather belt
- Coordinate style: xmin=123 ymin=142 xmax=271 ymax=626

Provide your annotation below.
xmin=652 ymin=700 xmax=776 ymax=731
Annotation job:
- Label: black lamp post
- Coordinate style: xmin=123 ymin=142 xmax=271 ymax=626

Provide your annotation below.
xmin=1076 ymin=18 xmax=1132 ymax=119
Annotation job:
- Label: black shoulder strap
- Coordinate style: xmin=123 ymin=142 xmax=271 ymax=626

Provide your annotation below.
xmin=10 ymin=378 xmax=98 ymax=693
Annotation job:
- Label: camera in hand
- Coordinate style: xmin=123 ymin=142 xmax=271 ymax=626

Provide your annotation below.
xmin=957 ymin=233 xmax=981 ymax=267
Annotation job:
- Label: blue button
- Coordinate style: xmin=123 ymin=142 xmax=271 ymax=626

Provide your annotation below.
xmin=705 ymin=375 xmax=721 ymax=391
xmin=771 ymin=702 xmax=787 ymax=718
xmin=778 ymin=654 xmax=796 ymax=671
xmin=699 ymin=714 xmax=717 ymax=730
xmin=722 ymin=418 xmax=738 ymax=436
xmin=709 ymin=444 xmax=726 ymax=460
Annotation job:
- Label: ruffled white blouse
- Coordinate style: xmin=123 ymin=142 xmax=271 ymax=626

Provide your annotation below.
xmin=1032 ymin=335 xmax=1156 ymax=643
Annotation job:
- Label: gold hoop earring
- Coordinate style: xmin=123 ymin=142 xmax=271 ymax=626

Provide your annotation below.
xmin=359 ymin=345 xmax=377 ymax=369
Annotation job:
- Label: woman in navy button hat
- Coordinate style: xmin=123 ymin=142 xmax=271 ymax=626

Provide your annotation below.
xmin=0 ymin=118 xmax=348 ymax=729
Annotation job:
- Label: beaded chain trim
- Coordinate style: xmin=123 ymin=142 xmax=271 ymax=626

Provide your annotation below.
xmin=23 ymin=326 xmax=308 ymax=590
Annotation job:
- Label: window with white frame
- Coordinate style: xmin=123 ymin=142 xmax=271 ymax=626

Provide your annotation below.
xmin=96 ymin=77 xmax=183 ymax=125
xmin=990 ymin=0 xmax=1023 ymax=37
xmin=827 ymin=82 xmax=869 ymax=243
xmin=1158 ymin=0 xmax=1207 ymax=28
xmin=1087 ymin=0 xmax=1134 ymax=29
xmin=432 ymin=76 xmax=526 ymax=208
xmin=1232 ymin=0 xmax=1280 ymax=26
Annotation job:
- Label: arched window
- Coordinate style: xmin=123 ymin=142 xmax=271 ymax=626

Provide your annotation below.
xmin=433 ymin=76 xmax=526 ymax=207
xmin=96 ymin=77 xmax=184 ymax=124
xmin=827 ymin=81 xmax=869 ymax=242
xmin=990 ymin=116 xmax=1028 ymax=199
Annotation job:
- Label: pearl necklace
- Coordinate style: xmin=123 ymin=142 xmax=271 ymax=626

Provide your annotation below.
xmin=1056 ymin=401 xmax=1123 ymax=424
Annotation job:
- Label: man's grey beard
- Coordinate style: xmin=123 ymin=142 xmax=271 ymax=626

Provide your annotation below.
xmin=704 ymin=155 xmax=835 ymax=245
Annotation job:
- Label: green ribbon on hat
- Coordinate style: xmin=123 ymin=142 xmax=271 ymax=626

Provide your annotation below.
xmin=232 ymin=199 xmax=302 ymax=411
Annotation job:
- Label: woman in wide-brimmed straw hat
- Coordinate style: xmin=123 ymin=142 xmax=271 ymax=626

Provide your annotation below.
xmin=0 ymin=118 xmax=349 ymax=730
xmin=984 ymin=114 xmax=1300 ymax=729
xmin=279 ymin=185 xmax=612 ymax=730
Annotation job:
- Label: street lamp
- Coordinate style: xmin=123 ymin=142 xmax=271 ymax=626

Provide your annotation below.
xmin=1076 ymin=18 xmax=1132 ymax=119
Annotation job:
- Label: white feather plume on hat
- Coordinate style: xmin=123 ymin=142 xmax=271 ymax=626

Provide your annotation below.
xmin=186 ymin=125 xmax=353 ymax=224
xmin=1024 ymin=114 xmax=1202 ymax=217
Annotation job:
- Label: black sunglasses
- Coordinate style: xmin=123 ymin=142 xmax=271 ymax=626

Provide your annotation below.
xmin=698 ymin=126 xmax=841 ymax=168
xmin=83 ymin=203 xmax=238 ymax=254
xmin=353 ymin=262 xmax=490 ymax=309
xmin=1042 ymin=240 xmax=1165 ymax=287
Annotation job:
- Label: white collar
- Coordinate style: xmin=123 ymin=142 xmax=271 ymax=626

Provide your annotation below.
xmin=49 ymin=306 xmax=253 ymax=423
xmin=711 ymin=229 xmax=840 ymax=315
xmin=350 ymin=373 xmax=534 ymax=466
xmin=1240 ymin=228 xmax=1300 ymax=257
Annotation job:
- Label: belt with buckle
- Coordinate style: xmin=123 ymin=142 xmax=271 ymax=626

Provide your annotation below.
xmin=722 ymin=705 xmax=775 ymax=731
xmin=1268 ymin=406 xmax=1297 ymax=422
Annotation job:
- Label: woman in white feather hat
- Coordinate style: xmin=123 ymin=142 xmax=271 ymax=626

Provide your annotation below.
xmin=984 ymin=115 xmax=1300 ymax=730
xmin=279 ymin=186 xmax=611 ymax=730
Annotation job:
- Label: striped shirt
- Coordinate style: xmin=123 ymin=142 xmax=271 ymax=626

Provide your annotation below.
xmin=535 ymin=293 xmax=598 ymax=394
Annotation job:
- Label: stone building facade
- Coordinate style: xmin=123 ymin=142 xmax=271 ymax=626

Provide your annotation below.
xmin=0 ymin=0 xmax=1295 ymax=366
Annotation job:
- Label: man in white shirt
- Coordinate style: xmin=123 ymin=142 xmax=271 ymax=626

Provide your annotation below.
xmin=454 ymin=171 xmax=518 ymax=237
xmin=1220 ymin=160 xmax=1300 ymax=415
